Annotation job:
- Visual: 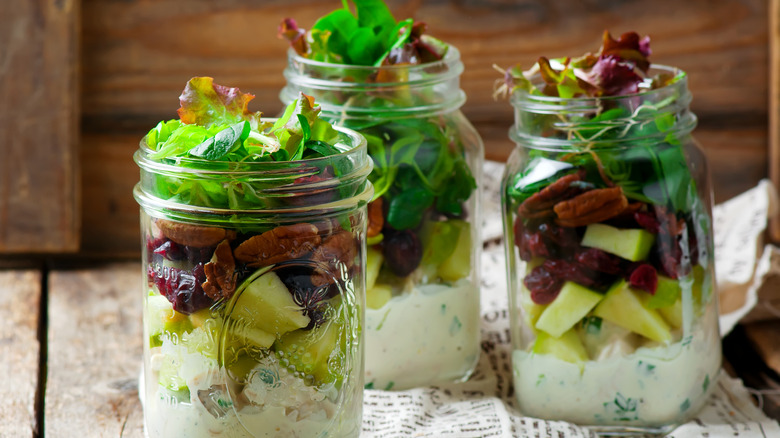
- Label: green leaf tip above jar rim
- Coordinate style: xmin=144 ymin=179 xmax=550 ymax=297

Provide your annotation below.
xmin=278 ymin=0 xmax=449 ymax=68
xmin=141 ymin=77 xmax=360 ymax=166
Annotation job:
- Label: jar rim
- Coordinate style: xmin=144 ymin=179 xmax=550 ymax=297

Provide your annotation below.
xmin=285 ymin=45 xmax=461 ymax=75
xmin=134 ymin=121 xmax=368 ymax=176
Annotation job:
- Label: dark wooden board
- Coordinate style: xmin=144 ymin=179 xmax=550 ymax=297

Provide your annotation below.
xmin=769 ymin=0 xmax=780 ymax=243
xmin=44 ymin=263 xmax=144 ymax=437
xmin=0 ymin=0 xmax=80 ymax=253
xmin=0 ymin=270 xmax=42 ymax=437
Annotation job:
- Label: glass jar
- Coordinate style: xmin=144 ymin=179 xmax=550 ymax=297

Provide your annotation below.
xmin=134 ymin=124 xmax=371 ymax=437
xmin=281 ymin=46 xmax=484 ymax=391
xmin=501 ymin=66 xmax=721 ymax=434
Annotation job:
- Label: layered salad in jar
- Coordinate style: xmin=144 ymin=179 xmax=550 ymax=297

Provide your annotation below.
xmin=135 ymin=78 xmax=368 ymax=437
xmin=280 ymin=0 xmax=482 ymax=391
xmin=499 ymin=32 xmax=721 ymax=429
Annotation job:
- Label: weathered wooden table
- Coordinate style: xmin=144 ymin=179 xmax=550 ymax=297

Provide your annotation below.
xmin=2 ymin=262 xmax=779 ymax=437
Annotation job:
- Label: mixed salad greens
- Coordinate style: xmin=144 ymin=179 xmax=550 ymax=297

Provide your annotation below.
xmin=501 ymin=32 xmax=714 ymax=366
xmin=280 ymin=0 xmax=477 ymax=294
xmin=139 ymin=78 xmax=364 ymax=435
xmin=144 ymin=77 xmax=353 ymax=211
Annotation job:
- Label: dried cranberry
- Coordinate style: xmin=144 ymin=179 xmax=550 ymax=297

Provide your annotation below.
xmin=634 ymin=210 xmax=660 ymax=234
xmin=184 ymin=245 xmax=215 ymax=265
xmin=279 ymin=267 xmax=331 ymax=329
xmin=628 ymin=264 xmax=658 ymax=294
xmin=383 ymin=230 xmax=422 ymax=277
xmin=541 ymin=259 xmax=599 ymax=288
xmin=537 ymin=222 xmax=580 ymax=257
xmin=524 ymin=266 xmax=563 ymax=304
xmin=153 ymin=240 xmax=186 ymax=261
xmin=576 ymin=248 xmax=626 ymax=276
xmin=147 ymin=262 xmax=213 ymax=314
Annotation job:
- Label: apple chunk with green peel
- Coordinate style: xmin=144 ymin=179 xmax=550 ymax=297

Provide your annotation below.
xmin=532 ymin=328 xmax=588 ymax=364
xmin=365 ymin=247 xmax=384 ymax=291
xmin=535 ymin=281 xmax=604 ymax=338
xmin=274 ymin=302 xmax=345 ymax=386
xmin=366 ymin=284 xmax=392 ymax=310
xmin=231 ymin=271 xmax=310 ymax=338
xmin=580 ymin=223 xmax=655 ymax=262
xmin=437 ymin=220 xmax=472 ymax=282
xmin=147 ymin=294 xmax=193 ymax=347
xmin=593 ymin=279 xmax=672 ymax=343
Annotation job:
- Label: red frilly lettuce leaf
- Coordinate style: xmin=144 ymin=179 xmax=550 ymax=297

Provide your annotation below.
xmin=177 ymin=77 xmax=264 ymax=128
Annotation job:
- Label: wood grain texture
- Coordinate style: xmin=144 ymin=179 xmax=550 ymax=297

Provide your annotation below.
xmin=45 ymin=263 xmax=144 ymax=437
xmin=770 ymin=0 xmax=780 ymax=243
xmin=79 ymin=0 xmax=771 ymax=256
xmin=0 ymin=270 xmax=42 ymax=438
xmin=0 ymin=0 xmax=80 ymax=253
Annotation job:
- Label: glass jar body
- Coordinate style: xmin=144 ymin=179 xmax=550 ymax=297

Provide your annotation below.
xmin=135 ymin=126 xmax=371 ymax=437
xmin=282 ymin=47 xmax=484 ymax=390
xmin=501 ymin=70 xmax=721 ymax=434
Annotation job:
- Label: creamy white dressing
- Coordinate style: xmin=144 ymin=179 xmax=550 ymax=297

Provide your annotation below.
xmin=364 ymin=279 xmax=480 ymax=390
xmin=512 ymin=308 xmax=721 ymax=428
xmin=143 ymin=347 xmax=359 ymax=437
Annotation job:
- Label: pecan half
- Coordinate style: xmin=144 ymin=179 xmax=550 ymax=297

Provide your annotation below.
xmin=202 ymin=240 xmax=237 ymax=300
xmin=517 ymin=170 xmax=586 ymax=220
xmin=310 ymin=231 xmax=357 ymax=287
xmin=366 ymin=198 xmax=384 ymax=238
xmin=553 ymin=187 xmax=628 ymax=227
xmin=234 ymin=223 xmax=321 ymax=267
xmin=156 ymin=219 xmax=235 ymax=248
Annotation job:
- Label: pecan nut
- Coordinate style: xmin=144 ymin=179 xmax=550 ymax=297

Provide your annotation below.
xmin=234 ymin=223 xmax=321 ymax=267
xmin=310 ymin=231 xmax=357 ymax=287
xmin=156 ymin=219 xmax=235 ymax=248
xmin=553 ymin=187 xmax=628 ymax=227
xmin=202 ymin=240 xmax=237 ymax=300
xmin=366 ymin=198 xmax=384 ymax=238
xmin=517 ymin=170 xmax=586 ymax=219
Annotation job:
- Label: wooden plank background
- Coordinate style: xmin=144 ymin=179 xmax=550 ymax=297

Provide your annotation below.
xmin=0 ymin=270 xmax=42 ymax=437
xmin=78 ymin=0 xmax=770 ymax=256
xmin=45 ymin=263 xmax=144 ymax=437
xmin=0 ymin=0 xmax=81 ymax=253
xmin=769 ymin=0 xmax=779 ymax=242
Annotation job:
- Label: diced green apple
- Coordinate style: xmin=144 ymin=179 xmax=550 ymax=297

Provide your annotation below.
xmin=274 ymin=306 xmax=345 ymax=385
xmin=365 ymin=247 xmax=384 ymax=291
xmin=520 ymin=285 xmax=546 ymax=326
xmin=535 ymin=281 xmax=604 ymax=338
xmin=437 ymin=220 xmax=472 ymax=282
xmin=593 ymin=280 xmax=672 ymax=342
xmin=420 ymin=219 xmax=460 ymax=267
xmin=520 ymin=258 xmax=547 ymax=325
xmin=645 ymin=275 xmax=681 ymax=309
xmin=580 ymin=223 xmax=656 ymax=262
xmin=366 ymin=284 xmax=392 ymax=310
xmin=532 ymin=328 xmax=588 ymax=364
xmin=147 ymin=294 xmax=193 ymax=346
xmin=231 ymin=271 xmax=310 ymax=337
xmin=658 ymin=298 xmax=683 ymax=329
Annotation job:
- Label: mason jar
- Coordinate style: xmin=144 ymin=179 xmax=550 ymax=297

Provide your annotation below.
xmin=134 ymin=124 xmax=371 ymax=437
xmin=281 ymin=46 xmax=483 ymax=391
xmin=501 ymin=66 xmax=721 ymax=434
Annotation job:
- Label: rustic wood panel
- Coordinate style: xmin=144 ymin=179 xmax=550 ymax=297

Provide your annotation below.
xmin=0 ymin=270 xmax=42 ymax=437
xmin=45 ymin=263 xmax=144 ymax=437
xmin=770 ymin=0 xmax=780 ymax=243
xmin=79 ymin=0 xmax=770 ymax=256
xmin=0 ymin=0 xmax=80 ymax=253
